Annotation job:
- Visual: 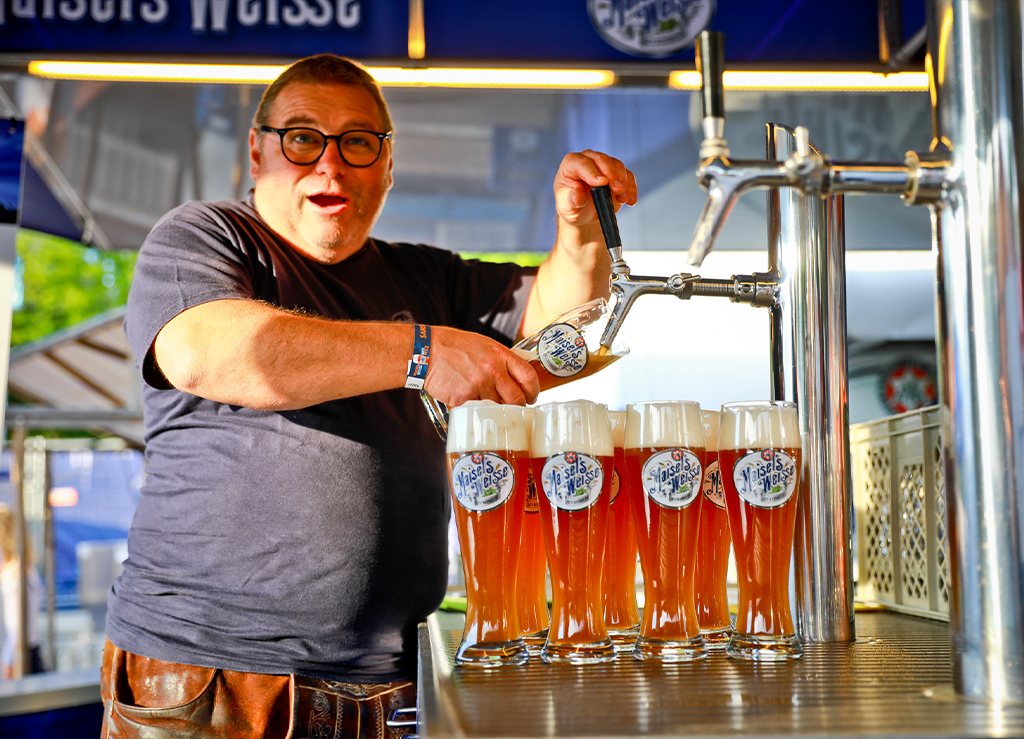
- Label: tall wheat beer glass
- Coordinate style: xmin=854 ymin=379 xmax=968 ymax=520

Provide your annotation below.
xmin=603 ymin=410 xmax=640 ymax=650
xmin=625 ymin=401 xmax=708 ymax=662
xmin=533 ymin=400 xmax=616 ymax=664
xmin=695 ymin=409 xmax=733 ymax=648
xmin=446 ymin=401 xmax=530 ymax=667
xmin=719 ymin=400 xmax=803 ymax=661
xmin=516 ymin=408 xmax=549 ymax=654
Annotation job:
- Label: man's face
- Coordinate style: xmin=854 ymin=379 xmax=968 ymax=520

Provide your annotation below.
xmin=250 ymin=82 xmax=394 ymax=264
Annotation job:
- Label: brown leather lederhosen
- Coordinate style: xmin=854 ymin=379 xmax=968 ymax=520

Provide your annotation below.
xmin=100 ymin=640 xmax=415 ymax=739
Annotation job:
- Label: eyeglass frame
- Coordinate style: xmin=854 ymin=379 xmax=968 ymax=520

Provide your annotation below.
xmin=259 ymin=125 xmax=393 ymax=167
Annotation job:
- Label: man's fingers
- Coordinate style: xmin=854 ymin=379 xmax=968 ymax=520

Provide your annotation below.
xmin=507 ymin=354 xmax=540 ymax=405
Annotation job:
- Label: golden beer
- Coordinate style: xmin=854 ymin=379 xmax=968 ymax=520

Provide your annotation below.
xmin=447 ymin=401 xmax=530 ymax=667
xmin=516 ymin=410 xmax=549 ymax=652
xmin=719 ymin=400 xmax=803 ymax=661
xmin=533 ymin=400 xmax=615 ymax=665
xmin=694 ymin=409 xmax=732 ymax=647
xmin=603 ymin=410 xmax=640 ymax=650
xmin=625 ymin=400 xmax=708 ymax=662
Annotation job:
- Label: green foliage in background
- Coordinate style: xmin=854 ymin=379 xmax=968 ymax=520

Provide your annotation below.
xmin=460 ymin=252 xmax=547 ymax=267
xmin=12 ymin=230 xmax=136 ymax=348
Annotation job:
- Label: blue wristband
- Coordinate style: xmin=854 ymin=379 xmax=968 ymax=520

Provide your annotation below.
xmin=405 ymin=324 xmax=431 ymax=390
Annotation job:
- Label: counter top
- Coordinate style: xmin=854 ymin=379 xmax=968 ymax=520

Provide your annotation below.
xmin=417 ymin=611 xmax=1024 ymax=738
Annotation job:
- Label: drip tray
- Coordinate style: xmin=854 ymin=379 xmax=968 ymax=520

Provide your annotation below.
xmin=417 ymin=612 xmax=1024 ymax=738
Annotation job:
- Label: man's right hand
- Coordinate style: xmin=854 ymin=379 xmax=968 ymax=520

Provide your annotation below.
xmin=424 ymin=326 xmax=539 ymax=407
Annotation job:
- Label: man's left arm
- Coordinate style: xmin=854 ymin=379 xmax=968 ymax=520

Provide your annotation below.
xmin=520 ymin=150 xmax=638 ymax=338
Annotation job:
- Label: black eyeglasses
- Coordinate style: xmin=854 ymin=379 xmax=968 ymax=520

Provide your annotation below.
xmin=259 ymin=126 xmax=393 ymax=167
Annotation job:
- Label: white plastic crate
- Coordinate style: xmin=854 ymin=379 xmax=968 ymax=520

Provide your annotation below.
xmin=851 ymin=406 xmax=951 ymax=620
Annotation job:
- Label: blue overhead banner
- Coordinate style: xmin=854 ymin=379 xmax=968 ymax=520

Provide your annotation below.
xmin=0 ymin=0 xmax=925 ymax=64
xmin=424 ymin=0 xmax=910 ymax=64
xmin=0 ymin=0 xmax=408 ymax=58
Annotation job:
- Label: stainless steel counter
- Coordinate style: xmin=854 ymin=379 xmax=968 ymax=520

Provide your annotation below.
xmin=417 ymin=612 xmax=1024 ymax=738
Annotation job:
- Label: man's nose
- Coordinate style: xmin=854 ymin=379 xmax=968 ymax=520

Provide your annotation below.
xmin=315 ymin=139 xmax=349 ymax=176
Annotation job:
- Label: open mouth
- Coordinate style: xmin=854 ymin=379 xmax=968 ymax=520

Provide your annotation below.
xmin=308 ymin=193 xmax=348 ymax=209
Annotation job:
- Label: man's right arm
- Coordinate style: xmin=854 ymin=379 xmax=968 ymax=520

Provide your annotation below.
xmin=153 ymin=299 xmax=539 ymax=411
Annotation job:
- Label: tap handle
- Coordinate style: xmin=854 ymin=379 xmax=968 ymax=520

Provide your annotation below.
xmin=696 ymin=30 xmax=725 ymax=120
xmin=592 ymin=184 xmax=623 ymax=262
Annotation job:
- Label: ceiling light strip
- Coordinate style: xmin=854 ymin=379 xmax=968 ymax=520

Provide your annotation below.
xmin=27 ymin=61 xmax=616 ymax=88
xmin=670 ymin=70 xmax=929 ymax=91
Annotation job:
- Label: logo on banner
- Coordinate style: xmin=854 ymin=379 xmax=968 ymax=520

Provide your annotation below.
xmin=641 ymin=448 xmax=702 ymax=508
xmin=541 ymin=452 xmax=604 ymax=511
xmin=732 ymin=449 xmax=798 ymax=509
xmin=588 ymin=0 xmax=715 ymax=58
xmin=450 ymin=452 xmax=516 ymax=512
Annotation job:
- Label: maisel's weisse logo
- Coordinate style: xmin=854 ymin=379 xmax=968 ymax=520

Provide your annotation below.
xmin=732 ymin=449 xmax=798 ymax=509
xmin=537 ymin=324 xmax=589 ymax=378
xmin=524 ymin=467 xmax=540 ymax=513
xmin=702 ymin=459 xmax=725 ymax=509
xmin=541 ymin=452 xmax=604 ymax=511
xmin=587 ymin=0 xmax=715 ymax=58
xmin=641 ymin=448 xmax=702 ymax=508
xmin=450 ymin=452 xmax=517 ymax=513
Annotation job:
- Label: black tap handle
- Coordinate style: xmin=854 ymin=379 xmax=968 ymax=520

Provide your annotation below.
xmin=696 ymin=30 xmax=725 ymax=120
xmin=591 ymin=185 xmax=621 ymax=255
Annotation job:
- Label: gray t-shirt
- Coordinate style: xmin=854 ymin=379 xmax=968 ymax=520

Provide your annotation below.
xmin=106 ymin=196 xmax=535 ymax=682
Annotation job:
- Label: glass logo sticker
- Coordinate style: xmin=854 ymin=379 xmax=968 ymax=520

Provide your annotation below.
xmin=450 ymin=452 xmax=517 ymax=512
xmin=537 ymin=323 xmax=589 ymax=378
xmin=541 ymin=452 xmax=604 ymax=511
xmin=702 ymin=459 xmax=725 ymax=509
xmin=732 ymin=449 xmax=798 ymax=509
xmin=641 ymin=448 xmax=702 ymax=509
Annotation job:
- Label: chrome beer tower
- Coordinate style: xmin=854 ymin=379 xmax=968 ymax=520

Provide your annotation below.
xmin=596 ymin=1 xmax=1024 ymax=703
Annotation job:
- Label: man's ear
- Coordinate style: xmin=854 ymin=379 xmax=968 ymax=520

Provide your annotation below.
xmin=249 ymin=128 xmax=262 ymax=181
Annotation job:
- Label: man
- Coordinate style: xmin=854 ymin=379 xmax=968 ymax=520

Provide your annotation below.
xmin=101 ymin=54 xmax=636 ymax=738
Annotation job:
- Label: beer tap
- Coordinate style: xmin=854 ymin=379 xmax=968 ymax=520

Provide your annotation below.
xmin=687 ymin=32 xmax=946 ymax=269
xmin=591 ymin=181 xmax=778 ymax=353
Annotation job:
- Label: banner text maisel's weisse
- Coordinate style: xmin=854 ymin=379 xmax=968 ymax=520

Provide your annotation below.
xmin=0 ymin=1 xmax=362 ymax=29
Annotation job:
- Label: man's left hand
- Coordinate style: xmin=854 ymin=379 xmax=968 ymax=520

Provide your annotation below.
xmin=553 ymin=149 xmax=638 ymax=229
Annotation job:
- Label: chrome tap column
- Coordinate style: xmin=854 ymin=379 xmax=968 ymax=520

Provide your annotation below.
xmin=767 ymin=126 xmax=856 ymax=643
xmin=930 ymin=0 xmax=1024 ymax=703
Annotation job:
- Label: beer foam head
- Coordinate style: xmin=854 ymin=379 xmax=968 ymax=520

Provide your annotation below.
xmin=624 ymin=400 xmax=705 ymax=449
xmin=447 ymin=400 xmax=530 ymax=454
xmin=701 ymin=409 xmax=720 ymax=451
xmin=718 ymin=401 xmax=801 ymax=451
xmin=531 ymin=400 xmax=613 ymax=458
xmin=608 ymin=410 xmax=626 ymax=448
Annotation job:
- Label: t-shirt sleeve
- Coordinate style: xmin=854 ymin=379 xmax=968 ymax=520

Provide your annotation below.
xmin=437 ymin=251 xmax=537 ymax=345
xmin=124 ymin=202 xmax=259 ymax=389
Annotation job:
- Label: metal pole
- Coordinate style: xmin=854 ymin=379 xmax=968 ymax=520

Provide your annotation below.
xmin=930 ymin=0 xmax=1024 ymax=703
xmin=9 ymin=420 xmax=28 ymax=678
xmin=767 ymin=124 xmax=856 ymax=642
xmin=43 ymin=446 xmax=55 ymax=673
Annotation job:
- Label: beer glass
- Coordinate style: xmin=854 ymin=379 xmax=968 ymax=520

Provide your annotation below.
xmin=516 ymin=408 xmax=549 ymax=654
xmin=533 ymin=400 xmax=615 ymax=665
xmin=625 ymin=400 xmax=708 ymax=662
xmin=695 ymin=409 xmax=733 ymax=648
xmin=446 ymin=401 xmax=530 ymax=667
xmin=719 ymin=400 xmax=803 ymax=661
xmin=420 ymin=298 xmax=629 ymax=439
xmin=603 ymin=410 xmax=640 ymax=651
